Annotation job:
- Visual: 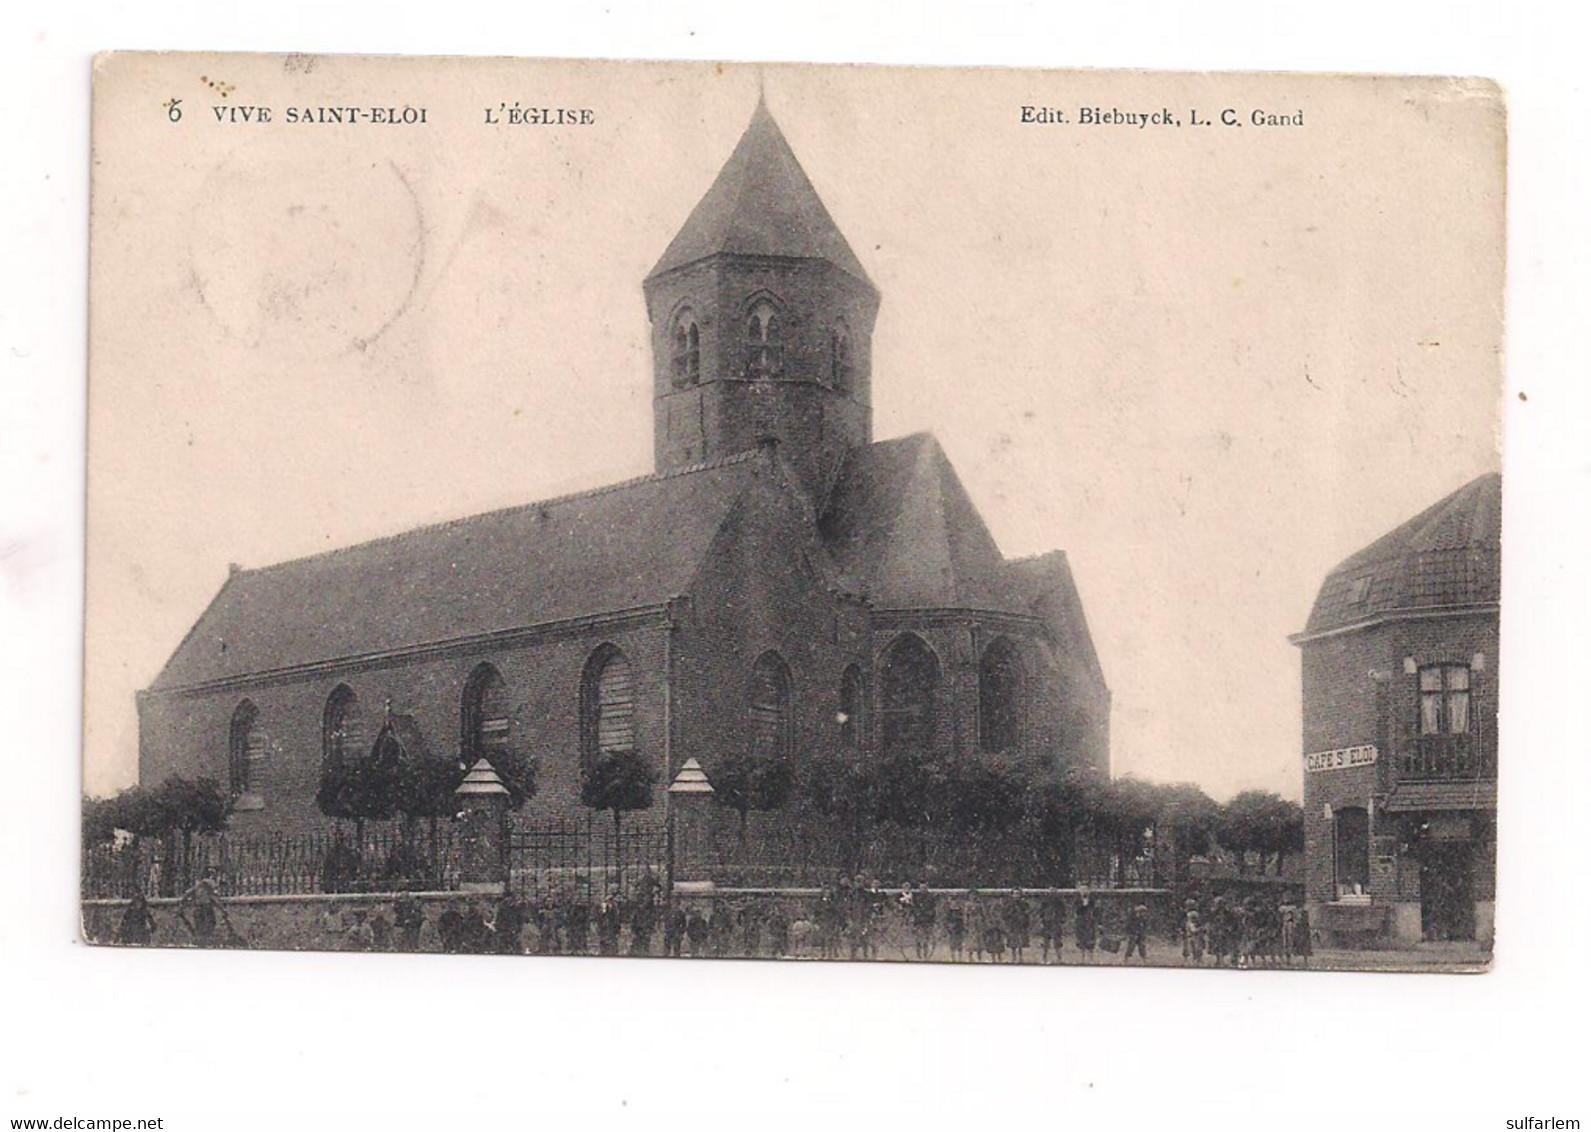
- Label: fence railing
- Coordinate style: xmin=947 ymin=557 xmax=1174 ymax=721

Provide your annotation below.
xmin=506 ymin=815 xmax=667 ymax=904
xmin=83 ymin=809 xmax=1159 ymax=901
xmin=82 ymin=823 xmax=465 ymax=900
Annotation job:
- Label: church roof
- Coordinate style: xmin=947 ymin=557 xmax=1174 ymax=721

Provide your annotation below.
xmin=646 ymin=98 xmax=873 ymax=287
xmin=820 ymin=433 xmax=1025 ymax=614
xmin=150 ymin=451 xmax=769 ymax=691
xmin=1300 ymin=472 xmax=1501 ymax=638
xmin=1005 ymin=551 xmax=1108 ymax=690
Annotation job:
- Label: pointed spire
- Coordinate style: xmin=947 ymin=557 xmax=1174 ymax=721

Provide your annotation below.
xmin=647 ymin=97 xmax=873 ymax=288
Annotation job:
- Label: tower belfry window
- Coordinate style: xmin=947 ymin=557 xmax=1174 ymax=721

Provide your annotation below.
xmin=744 ymin=300 xmax=783 ymax=379
xmin=670 ymin=310 xmax=701 ymax=387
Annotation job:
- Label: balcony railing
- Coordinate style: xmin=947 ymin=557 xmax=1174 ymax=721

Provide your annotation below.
xmin=1399 ymin=734 xmax=1495 ymax=780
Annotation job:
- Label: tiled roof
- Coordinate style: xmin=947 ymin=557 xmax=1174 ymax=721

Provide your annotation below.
xmin=1005 ymin=551 xmax=1107 ymax=690
xmin=1382 ymin=780 xmax=1497 ymax=812
xmin=819 ymin=433 xmax=1026 ymax=614
xmin=1302 ymin=473 xmax=1501 ymax=636
xmin=647 ymin=98 xmax=873 ymax=287
xmin=150 ymin=451 xmax=769 ymax=691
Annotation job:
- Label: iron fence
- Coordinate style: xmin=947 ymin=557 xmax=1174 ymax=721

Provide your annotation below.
xmin=506 ymin=813 xmax=668 ymax=904
xmin=82 ymin=823 xmax=463 ymax=900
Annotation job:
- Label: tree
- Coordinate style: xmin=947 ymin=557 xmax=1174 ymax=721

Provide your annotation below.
xmin=931 ymin=755 xmax=1027 ymax=836
xmin=1021 ymin=768 xmax=1090 ymax=884
xmin=710 ymin=750 xmax=796 ymax=840
xmin=1086 ymin=775 xmax=1160 ymax=881
xmin=799 ymin=751 xmax=881 ymax=873
xmin=316 ymin=754 xmax=404 ymax=845
xmin=580 ymin=750 xmax=657 ymax=836
xmin=1217 ymin=790 xmax=1301 ymax=875
xmin=1152 ymin=781 xmax=1222 ymax=884
xmin=152 ymin=776 xmax=232 ymax=881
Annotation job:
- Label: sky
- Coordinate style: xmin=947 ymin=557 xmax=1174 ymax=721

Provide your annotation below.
xmin=83 ymin=56 xmax=1504 ymax=802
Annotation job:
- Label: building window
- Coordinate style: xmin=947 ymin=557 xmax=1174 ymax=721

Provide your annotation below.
xmin=1333 ymin=805 xmax=1371 ymax=899
xmin=581 ymin=645 xmax=635 ymax=768
xmin=838 ymin=664 xmax=865 ymax=749
xmin=228 ymin=699 xmax=267 ymax=802
xmin=1346 ymin=574 xmax=1372 ymax=605
xmin=880 ymin=634 xmax=940 ymax=750
xmin=462 ymin=663 xmax=510 ymax=764
xmin=670 ymin=309 xmax=701 ymax=387
xmin=1419 ymin=664 xmax=1471 ymax=735
xmin=322 ymin=685 xmax=364 ymax=772
xmin=830 ymin=324 xmax=854 ymax=392
xmin=978 ymin=637 xmax=1023 ymax=753
xmin=744 ymin=299 xmax=783 ymax=379
xmin=747 ymin=651 xmax=793 ymax=758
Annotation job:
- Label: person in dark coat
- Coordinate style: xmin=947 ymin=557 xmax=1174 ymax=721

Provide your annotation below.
xmin=629 ymin=888 xmax=658 ymax=957
xmin=369 ymin=909 xmax=393 ymax=951
xmin=459 ymin=901 xmax=493 ymax=954
xmin=944 ymin=901 xmax=966 ymax=961
xmin=766 ymin=902 xmax=791 ymax=958
xmin=663 ymin=903 xmax=687 ymax=958
xmin=1295 ymin=905 xmax=1313 ymax=967
xmin=495 ymin=893 xmax=526 ymax=955
xmin=393 ymin=893 xmax=424 ymax=951
xmin=180 ymin=869 xmax=224 ymax=947
xmin=739 ymin=901 xmax=763 ymax=957
xmin=684 ymin=907 xmax=710 ymax=957
xmin=117 ymin=894 xmax=157 ymax=945
xmin=437 ymin=905 xmax=465 ymax=953
xmin=1039 ymin=895 xmax=1066 ymax=964
xmin=709 ymin=902 xmax=736 ymax=958
xmin=596 ymin=890 xmax=623 ymax=956
xmin=909 ymin=885 xmax=939 ymax=961
xmin=1074 ymin=888 xmax=1098 ymax=964
xmin=1002 ymin=892 xmax=1033 ymax=964
xmin=1122 ymin=903 xmax=1149 ymax=963
xmin=1206 ymin=895 xmax=1231 ymax=966
xmin=565 ymin=897 xmax=591 ymax=955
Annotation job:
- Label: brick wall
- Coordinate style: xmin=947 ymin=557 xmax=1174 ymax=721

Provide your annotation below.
xmin=139 ymin=617 xmax=671 ymax=835
xmin=646 ymin=256 xmax=879 ymax=497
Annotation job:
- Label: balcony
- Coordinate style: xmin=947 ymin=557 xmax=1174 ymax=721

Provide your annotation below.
xmin=1399 ymin=734 xmax=1495 ymax=781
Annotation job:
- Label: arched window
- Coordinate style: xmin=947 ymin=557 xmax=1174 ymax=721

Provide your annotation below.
xmin=581 ymin=645 xmax=635 ymax=768
xmin=830 ymin=324 xmax=854 ymax=392
xmin=880 ymin=634 xmax=940 ymax=750
xmin=670 ymin=308 xmax=701 ymax=387
xmin=1334 ymin=806 xmax=1371 ymax=899
xmin=838 ymin=664 xmax=865 ymax=749
xmin=462 ymin=663 xmax=510 ymax=763
xmin=744 ymin=298 xmax=783 ymax=379
xmin=228 ymin=699 xmax=267 ymax=801
xmin=322 ymin=685 xmax=364 ymax=771
xmin=978 ymin=637 xmax=1024 ymax=753
xmin=748 ymin=651 xmax=793 ymax=758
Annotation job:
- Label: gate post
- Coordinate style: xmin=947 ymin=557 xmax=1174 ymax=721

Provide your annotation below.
xmin=667 ymin=758 xmax=715 ymax=899
xmin=455 ymin=759 xmax=509 ymax=895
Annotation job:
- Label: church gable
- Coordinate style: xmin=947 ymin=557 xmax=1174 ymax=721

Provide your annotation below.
xmin=820 ymin=432 xmax=1023 ymax=613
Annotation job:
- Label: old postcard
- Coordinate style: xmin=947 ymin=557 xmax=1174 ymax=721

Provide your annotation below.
xmin=83 ymin=53 xmax=1504 ymax=971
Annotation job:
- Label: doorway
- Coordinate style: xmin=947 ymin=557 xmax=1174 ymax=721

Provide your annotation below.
xmin=1420 ymin=838 xmax=1476 ymax=941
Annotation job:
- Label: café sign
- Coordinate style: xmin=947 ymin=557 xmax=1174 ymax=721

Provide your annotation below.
xmin=1304 ymin=745 xmax=1378 ymax=773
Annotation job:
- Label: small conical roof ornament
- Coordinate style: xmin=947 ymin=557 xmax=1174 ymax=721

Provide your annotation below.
xmin=669 ymin=756 xmax=714 ymax=795
xmin=455 ymin=757 xmax=509 ymax=796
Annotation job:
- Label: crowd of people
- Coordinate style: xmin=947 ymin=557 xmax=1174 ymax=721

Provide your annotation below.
xmin=109 ymin=869 xmax=1313 ymax=967
xmin=1178 ymin=893 xmax=1313 ymax=968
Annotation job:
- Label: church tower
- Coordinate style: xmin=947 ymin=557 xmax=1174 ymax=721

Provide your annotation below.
xmin=643 ymin=98 xmax=881 ymax=500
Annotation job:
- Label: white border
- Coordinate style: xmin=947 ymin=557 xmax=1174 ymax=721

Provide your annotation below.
xmin=3 ymin=2 xmax=1588 ymax=1128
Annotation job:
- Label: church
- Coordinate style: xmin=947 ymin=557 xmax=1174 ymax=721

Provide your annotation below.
xmin=136 ymin=99 xmax=1112 ymax=834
